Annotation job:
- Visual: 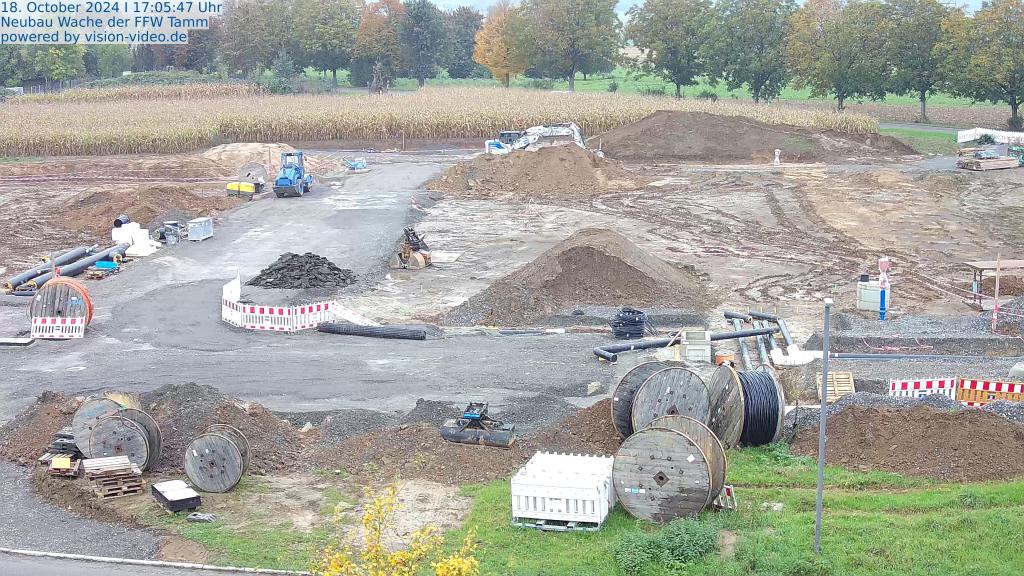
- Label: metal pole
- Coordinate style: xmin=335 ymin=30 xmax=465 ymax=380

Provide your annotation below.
xmin=815 ymin=298 xmax=832 ymax=554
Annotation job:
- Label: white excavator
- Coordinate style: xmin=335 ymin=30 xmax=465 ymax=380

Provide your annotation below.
xmin=485 ymin=122 xmax=587 ymax=155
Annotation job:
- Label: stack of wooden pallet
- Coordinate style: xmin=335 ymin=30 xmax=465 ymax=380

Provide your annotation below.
xmin=958 ymin=155 xmax=1020 ymax=171
xmin=83 ymin=456 xmax=144 ymax=500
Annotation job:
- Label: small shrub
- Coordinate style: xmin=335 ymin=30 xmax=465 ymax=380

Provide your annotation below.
xmin=655 ymin=518 xmax=719 ymax=566
xmin=614 ymin=530 xmax=662 ymax=576
xmin=607 ymin=80 xmax=619 ymax=93
xmin=977 ymin=133 xmax=996 ymax=145
xmin=697 ymin=89 xmax=719 ymax=102
xmin=639 ymin=86 xmax=666 ymax=97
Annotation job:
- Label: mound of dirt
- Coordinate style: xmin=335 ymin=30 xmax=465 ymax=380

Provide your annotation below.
xmin=442 ymin=228 xmax=717 ymax=326
xmin=427 ymin=145 xmax=647 ymax=200
xmin=523 ymin=399 xmax=622 ymax=456
xmin=247 ymin=252 xmax=355 ymax=290
xmin=790 ymin=405 xmax=1024 ymax=482
xmin=0 ymin=392 xmax=79 ymax=465
xmin=55 ymin=184 xmax=239 ymax=236
xmin=598 ymin=111 xmax=916 ymax=164
xmin=200 ymin=143 xmax=295 ymax=170
xmin=141 ymin=383 xmax=306 ymax=474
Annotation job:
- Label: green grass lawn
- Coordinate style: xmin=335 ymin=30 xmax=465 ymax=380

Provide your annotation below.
xmin=880 ymin=127 xmax=958 ymax=155
xmin=444 ymin=445 xmax=1024 ymax=576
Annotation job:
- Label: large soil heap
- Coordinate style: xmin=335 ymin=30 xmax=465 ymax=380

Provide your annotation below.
xmin=427 ymin=145 xmax=646 ymax=199
xmin=598 ymin=111 xmax=916 ymax=163
xmin=247 ymin=252 xmax=355 ymax=289
xmin=55 ymin=185 xmax=239 ymax=236
xmin=442 ymin=228 xmax=717 ymax=326
xmin=790 ymin=405 xmax=1024 ymax=482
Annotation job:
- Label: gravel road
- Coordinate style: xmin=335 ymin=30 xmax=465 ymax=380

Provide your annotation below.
xmin=0 ymin=463 xmax=160 ymax=558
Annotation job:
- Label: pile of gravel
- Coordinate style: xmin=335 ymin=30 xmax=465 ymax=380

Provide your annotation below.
xmin=321 ymin=409 xmax=396 ymax=443
xmin=247 ymin=252 xmax=355 ymax=289
xmin=981 ymin=401 xmax=1024 ymax=424
xmin=397 ymin=399 xmax=460 ymax=427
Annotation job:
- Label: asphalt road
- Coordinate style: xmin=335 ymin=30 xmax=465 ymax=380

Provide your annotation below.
xmin=0 ymin=159 xmax=611 ymax=421
xmin=0 ymin=554 xmax=252 ymax=576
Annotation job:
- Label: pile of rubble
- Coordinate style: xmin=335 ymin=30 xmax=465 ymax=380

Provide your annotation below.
xmin=247 ymin=252 xmax=355 ymax=290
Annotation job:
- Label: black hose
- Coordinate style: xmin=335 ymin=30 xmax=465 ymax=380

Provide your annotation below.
xmin=318 ymin=322 xmax=427 ymax=340
xmin=609 ymin=307 xmax=652 ymax=340
xmin=592 ymin=327 xmax=780 ymax=362
xmin=738 ymin=370 xmax=780 ymax=446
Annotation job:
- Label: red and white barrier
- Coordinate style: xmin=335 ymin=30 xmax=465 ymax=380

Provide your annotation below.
xmin=31 ymin=317 xmax=86 ymax=339
xmin=888 ymin=378 xmax=958 ymax=399
xmin=221 ymin=276 xmax=338 ymax=333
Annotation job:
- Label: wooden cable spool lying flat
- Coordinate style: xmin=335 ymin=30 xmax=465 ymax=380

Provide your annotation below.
xmin=184 ymin=424 xmax=252 ymax=493
xmin=706 ymin=364 xmax=745 ymax=449
xmin=611 ymin=361 xmax=669 ymax=438
xmin=612 ymin=426 xmax=713 ymax=522
xmin=649 ymin=415 xmax=727 ymax=508
xmin=630 ymin=367 xmax=711 ymax=433
xmin=88 ymin=415 xmax=150 ymax=470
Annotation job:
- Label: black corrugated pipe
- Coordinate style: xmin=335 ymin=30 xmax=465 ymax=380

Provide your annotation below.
xmin=21 ymin=243 xmax=129 ymax=289
xmin=3 ymin=245 xmax=95 ymax=291
xmin=829 ymin=352 xmax=1024 ymax=361
xmin=319 ymin=322 xmax=427 ymax=340
xmin=593 ymin=326 xmax=780 ymax=362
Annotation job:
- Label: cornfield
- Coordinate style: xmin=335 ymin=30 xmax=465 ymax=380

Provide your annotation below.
xmin=0 ymin=87 xmax=879 ymax=157
xmin=16 ymin=82 xmax=266 ymax=103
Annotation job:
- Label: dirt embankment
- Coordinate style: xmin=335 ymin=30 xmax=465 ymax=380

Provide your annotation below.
xmin=597 ymin=110 xmax=917 ymax=164
xmin=427 ymin=144 xmax=647 ymax=200
xmin=790 ymin=405 xmax=1024 ymax=482
xmin=54 ymin=185 xmax=240 ymax=236
xmin=442 ymin=227 xmax=718 ymax=326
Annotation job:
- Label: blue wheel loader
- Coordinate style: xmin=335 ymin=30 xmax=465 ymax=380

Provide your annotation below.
xmin=273 ymin=151 xmax=314 ymax=198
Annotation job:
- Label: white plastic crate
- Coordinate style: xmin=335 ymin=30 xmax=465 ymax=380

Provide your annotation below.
xmin=511 ymin=452 xmax=615 ymax=529
xmin=187 ymin=217 xmax=214 ymax=241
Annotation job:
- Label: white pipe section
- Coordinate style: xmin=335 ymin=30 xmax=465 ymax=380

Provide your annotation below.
xmin=770 ymin=344 xmax=823 ymax=366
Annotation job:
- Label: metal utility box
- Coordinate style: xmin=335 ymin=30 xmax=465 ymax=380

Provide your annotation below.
xmin=512 ymin=452 xmax=615 ymax=530
xmin=187 ymin=217 xmax=213 ymax=242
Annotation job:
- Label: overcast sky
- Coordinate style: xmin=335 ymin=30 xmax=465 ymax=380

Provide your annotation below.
xmin=438 ymin=0 xmax=983 ymax=17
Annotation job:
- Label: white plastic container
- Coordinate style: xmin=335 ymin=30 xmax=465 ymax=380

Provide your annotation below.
xmin=856 ymin=280 xmax=891 ymax=311
xmin=511 ymin=452 xmax=615 ymax=529
xmin=187 ymin=217 xmax=214 ymax=242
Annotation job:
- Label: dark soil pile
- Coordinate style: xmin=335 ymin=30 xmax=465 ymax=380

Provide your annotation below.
xmin=441 ymin=228 xmax=717 ymax=326
xmin=598 ymin=111 xmax=916 ymax=164
xmin=524 ymin=399 xmax=622 ymax=456
xmin=55 ymin=184 xmax=239 ymax=236
xmin=0 ymin=392 xmax=79 ymax=465
xmin=396 ymin=399 xmax=461 ymax=427
xmin=790 ymin=405 xmax=1024 ymax=482
xmin=141 ymin=383 xmax=306 ymax=474
xmin=247 ymin=252 xmax=355 ymax=289
xmin=427 ymin=145 xmax=646 ymax=200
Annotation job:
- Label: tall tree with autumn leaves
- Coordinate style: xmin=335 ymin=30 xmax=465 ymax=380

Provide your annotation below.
xmin=474 ymin=0 xmax=527 ymax=87
xmin=354 ymin=0 xmax=406 ymax=91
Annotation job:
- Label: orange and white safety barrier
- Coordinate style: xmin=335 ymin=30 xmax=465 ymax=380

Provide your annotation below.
xmin=888 ymin=378 xmax=958 ymax=399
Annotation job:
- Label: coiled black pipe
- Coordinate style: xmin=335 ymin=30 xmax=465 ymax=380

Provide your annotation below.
xmin=738 ymin=370 xmax=780 ymax=446
xmin=610 ymin=307 xmax=651 ymax=340
xmin=318 ymin=322 xmax=427 ymax=340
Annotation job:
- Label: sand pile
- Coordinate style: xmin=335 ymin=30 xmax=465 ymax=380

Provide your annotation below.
xmin=201 ymin=143 xmax=294 ymax=169
xmin=0 ymin=392 xmax=79 ymax=465
xmin=427 ymin=145 xmax=646 ymax=200
xmin=140 ymin=383 xmax=306 ymax=474
xmin=55 ymin=184 xmax=239 ymax=236
xmin=790 ymin=405 xmax=1024 ymax=482
xmin=247 ymin=252 xmax=356 ymax=290
xmin=442 ymin=228 xmax=717 ymax=326
xmin=598 ymin=111 xmax=916 ymax=163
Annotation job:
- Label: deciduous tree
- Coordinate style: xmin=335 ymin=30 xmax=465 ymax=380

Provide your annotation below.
xmin=473 ymin=0 xmax=526 ymax=87
xmin=401 ymin=0 xmax=446 ymax=87
xmin=937 ymin=0 xmax=1024 ymax=129
xmin=627 ymin=0 xmax=712 ymax=98
xmin=354 ymin=0 xmax=406 ymax=91
xmin=295 ymin=0 xmax=360 ymax=84
xmin=31 ymin=46 xmax=85 ymax=82
xmin=442 ymin=7 xmax=484 ymax=79
xmin=787 ymin=0 xmax=892 ymax=110
xmin=509 ymin=0 xmax=619 ymax=91
xmin=702 ymin=0 xmax=795 ymax=102
xmin=886 ymin=0 xmax=949 ymax=122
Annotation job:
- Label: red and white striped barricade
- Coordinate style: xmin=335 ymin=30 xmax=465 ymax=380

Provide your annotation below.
xmin=957 ymin=379 xmax=1024 ymax=406
xmin=887 ymin=378 xmax=958 ymax=399
xmin=221 ymin=276 xmax=337 ymax=333
xmin=31 ymin=317 xmax=86 ymax=339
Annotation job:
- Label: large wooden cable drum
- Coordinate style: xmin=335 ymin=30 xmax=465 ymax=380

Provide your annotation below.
xmin=630 ymin=367 xmax=712 ymax=433
xmin=120 ymin=408 xmax=162 ymax=471
xmin=649 ymin=415 xmax=727 ymax=508
xmin=612 ymin=426 xmax=713 ymax=522
xmin=184 ymin=424 xmax=251 ymax=493
xmin=88 ymin=415 xmax=150 ymax=470
xmin=72 ymin=398 xmax=122 ymax=457
xmin=706 ymin=365 xmax=746 ymax=449
xmin=27 ymin=276 xmax=94 ymax=325
xmin=611 ymin=361 xmax=668 ymax=438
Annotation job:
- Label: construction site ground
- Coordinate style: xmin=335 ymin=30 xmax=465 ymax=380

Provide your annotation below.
xmin=2 ymin=126 xmax=1024 ymax=573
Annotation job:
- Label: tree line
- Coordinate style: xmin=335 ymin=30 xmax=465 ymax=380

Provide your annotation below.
xmin=0 ymin=0 xmax=1022 ymax=127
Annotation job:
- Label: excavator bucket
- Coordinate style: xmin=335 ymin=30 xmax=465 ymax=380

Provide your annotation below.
xmin=439 ymin=403 xmax=516 ymax=448
xmin=388 ymin=251 xmax=430 ymax=270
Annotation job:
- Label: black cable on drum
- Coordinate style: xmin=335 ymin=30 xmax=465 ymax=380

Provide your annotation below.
xmin=737 ymin=370 xmax=780 ymax=446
